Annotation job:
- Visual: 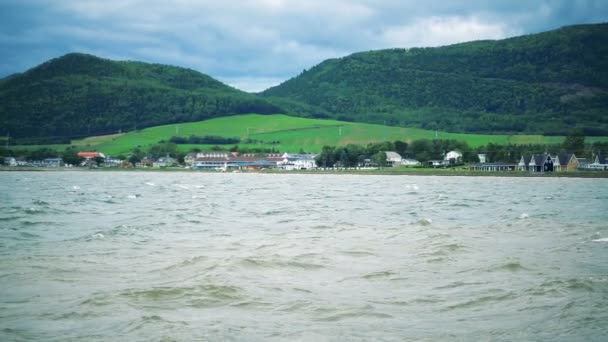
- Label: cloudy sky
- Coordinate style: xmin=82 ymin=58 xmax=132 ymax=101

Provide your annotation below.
xmin=1 ymin=0 xmax=607 ymax=92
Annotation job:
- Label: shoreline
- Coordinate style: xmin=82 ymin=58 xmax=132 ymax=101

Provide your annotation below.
xmin=2 ymin=166 xmax=608 ymax=178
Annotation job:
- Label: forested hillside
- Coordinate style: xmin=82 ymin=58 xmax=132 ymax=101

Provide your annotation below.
xmin=0 ymin=53 xmax=281 ymax=140
xmin=262 ymin=23 xmax=608 ymax=135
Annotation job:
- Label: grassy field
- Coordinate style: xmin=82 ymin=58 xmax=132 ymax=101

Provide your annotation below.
xmin=10 ymin=114 xmax=608 ymax=155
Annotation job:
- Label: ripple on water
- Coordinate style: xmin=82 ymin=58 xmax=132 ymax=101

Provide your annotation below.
xmin=490 ymin=260 xmax=530 ymax=272
xmin=158 ymin=256 xmax=209 ymax=271
xmin=120 ymin=284 xmax=246 ymax=309
xmin=362 ymin=271 xmax=397 ymax=280
xmin=312 ymin=305 xmax=393 ymax=322
xmin=443 ymin=290 xmax=516 ymax=311
xmin=237 ymin=258 xmax=325 ymax=270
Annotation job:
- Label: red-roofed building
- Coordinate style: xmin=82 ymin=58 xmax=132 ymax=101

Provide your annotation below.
xmin=78 ymin=152 xmax=106 ymax=159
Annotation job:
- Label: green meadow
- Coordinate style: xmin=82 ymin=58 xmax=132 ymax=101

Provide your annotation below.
xmin=11 ymin=114 xmax=608 ymax=155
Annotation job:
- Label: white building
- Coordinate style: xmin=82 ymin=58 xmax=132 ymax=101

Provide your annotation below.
xmin=444 ymin=150 xmax=463 ymax=164
xmin=4 ymin=157 xmax=17 ymax=166
xmin=278 ymin=153 xmax=317 ymax=170
xmin=401 ymin=158 xmax=421 ymax=166
xmin=384 ymin=151 xmax=403 ymax=167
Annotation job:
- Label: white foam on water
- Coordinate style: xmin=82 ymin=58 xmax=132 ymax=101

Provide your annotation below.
xmin=72 ymin=185 xmax=81 ymax=190
xmin=519 ymin=213 xmax=529 ymax=219
xmin=413 ymin=185 xmax=419 ymax=190
xmin=417 ymin=218 xmax=432 ymax=226
xmin=127 ymin=195 xmax=138 ymax=199
xmin=145 ymin=182 xmax=155 ymax=186
xmin=592 ymin=238 xmax=608 ymax=242
xmin=93 ymin=233 xmax=104 ymax=238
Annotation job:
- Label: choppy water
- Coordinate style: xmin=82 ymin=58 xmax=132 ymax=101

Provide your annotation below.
xmin=1 ymin=172 xmax=607 ymax=341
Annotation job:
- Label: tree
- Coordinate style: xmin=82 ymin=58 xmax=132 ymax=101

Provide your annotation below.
xmin=148 ymin=142 xmax=178 ymax=158
xmin=93 ymin=156 xmax=105 ymax=165
xmin=62 ymin=148 xmax=84 ymax=166
xmin=563 ymin=130 xmax=585 ymax=156
xmin=372 ymin=151 xmax=387 ymax=168
xmin=394 ymin=140 xmax=408 ymax=157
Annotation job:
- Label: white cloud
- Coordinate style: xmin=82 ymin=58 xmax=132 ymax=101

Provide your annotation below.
xmin=380 ymin=16 xmax=519 ymax=48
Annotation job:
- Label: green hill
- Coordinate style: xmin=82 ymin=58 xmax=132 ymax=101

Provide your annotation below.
xmin=0 ymin=53 xmax=281 ymax=140
xmin=48 ymin=114 xmax=608 ymax=155
xmin=261 ymin=23 xmax=608 ymax=135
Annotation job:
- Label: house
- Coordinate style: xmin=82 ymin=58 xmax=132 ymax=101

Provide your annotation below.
xmin=585 ymin=155 xmax=608 ymax=171
xmin=4 ymin=157 xmax=17 ymax=166
xmin=102 ymin=157 xmax=123 ymax=167
xmin=43 ymin=158 xmax=63 ymax=167
xmin=401 ymin=158 xmax=421 ymax=167
xmin=153 ymin=156 xmax=176 ymax=168
xmin=77 ymin=152 xmax=106 ymax=159
xmin=444 ymin=150 xmax=463 ymax=164
xmin=518 ymin=155 xmax=532 ymax=172
xmin=384 ymin=151 xmax=403 ymax=167
xmin=577 ymin=158 xmax=589 ymax=167
xmin=469 ymin=162 xmax=517 ymax=171
xmin=553 ymin=154 xmax=579 ymax=172
xmin=278 ymin=153 xmax=317 ymax=170
xmin=478 ymin=154 xmax=487 ymax=163
xmin=136 ymin=157 xmax=154 ymax=168
xmin=231 ymin=157 xmax=276 ymax=170
xmin=593 ymin=155 xmax=607 ymax=166
xmin=193 ymin=155 xmax=276 ymax=171
xmin=528 ymin=154 xmax=554 ymax=173
xmin=184 ymin=153 xmax=197 ymax=166
xmin=193 ymin=157 xmax=230 ymax=170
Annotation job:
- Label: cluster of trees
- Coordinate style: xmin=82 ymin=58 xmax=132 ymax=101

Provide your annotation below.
xmin=168 ymin=135 xmax=240 ymax=145
xmin=0 ymin=146 xmax=86 ymax=165
xmin=315 ymin=142 xmax=389 ymax=168
xmin=262 ymin=24 xmax=608 ymax=135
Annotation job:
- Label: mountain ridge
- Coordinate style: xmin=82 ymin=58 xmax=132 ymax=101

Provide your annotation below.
xmin=0 ymin=53 xmax=281 ymax=139
xmin=261 ymin=23 xmax=608 ymax=135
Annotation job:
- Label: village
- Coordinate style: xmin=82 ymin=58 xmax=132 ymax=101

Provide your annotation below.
xmin=2 ymin=149 xmax=607 ymax=172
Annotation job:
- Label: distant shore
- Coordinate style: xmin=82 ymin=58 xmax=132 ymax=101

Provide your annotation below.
xmin=2 ymin=166 xmax=608 ymax=178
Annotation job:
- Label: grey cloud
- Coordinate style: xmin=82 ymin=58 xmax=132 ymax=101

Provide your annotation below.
xmin=1 ymin=0 xmax=607 ymax=91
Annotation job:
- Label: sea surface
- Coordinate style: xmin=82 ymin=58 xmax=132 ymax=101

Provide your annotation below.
xmin=0 ymin=171 xmax=607 ymax=341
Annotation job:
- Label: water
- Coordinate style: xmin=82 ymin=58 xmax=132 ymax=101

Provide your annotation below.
xmin=1 ymin=171 xmax=607 ymax=341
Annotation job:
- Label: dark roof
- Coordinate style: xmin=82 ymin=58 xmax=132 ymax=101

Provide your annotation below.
xmin=520 ymin=156 xmax=532 ymax=165
xmin=532 ymin=153 xmax=552 ymax=165
xmin=557 ymin=153 xmax=574 ymax=165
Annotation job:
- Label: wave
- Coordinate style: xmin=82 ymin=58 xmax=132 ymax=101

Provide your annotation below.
xmin=443 ymin=291 xmax=515 ymax=311
xmin=158 ymin=256 xmax=209 ymax=271
xmin=119 ymin=284 xmax=245 ymax=308
xmin=313 ymin=306 xmax=393 ymax=322
xmin=416 ymin=218 xmax=433 ymax=226
xmin=339 ymin=250 xmax=377 ymax=257
xmin=362 ymin=271 xmax=397 ymax=280
xmin=238 ymin=258 xmax=325 ymax=270
xmin=489 ymin=261 xmax=529 ymax=272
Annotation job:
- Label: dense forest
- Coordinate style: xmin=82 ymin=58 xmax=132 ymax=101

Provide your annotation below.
xmin=262 ymin=23 xmax=608 ymax=135
xmin=0 ymin=53 xmax=282 ymax=140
